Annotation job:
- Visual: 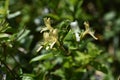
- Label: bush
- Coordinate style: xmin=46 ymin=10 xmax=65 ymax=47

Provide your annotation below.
xmin=0 ymin=0 xmax=120 ymax=80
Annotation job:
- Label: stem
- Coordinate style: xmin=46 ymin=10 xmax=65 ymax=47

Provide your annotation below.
xmin=57 ymin=41 xmax=70 ymax=55
xmin=1 ymin=43 xmax=20 ymax=79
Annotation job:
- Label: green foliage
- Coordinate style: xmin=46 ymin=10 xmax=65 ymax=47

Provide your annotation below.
xmin=28 ymin=17 xmax=103 ymax=80
xmin=0 ymin=0 xmax=120 ymax=80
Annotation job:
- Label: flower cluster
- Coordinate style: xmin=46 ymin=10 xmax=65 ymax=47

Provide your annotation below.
xmin=37 ymin=18 xmax=98 ymax=52
xmin=70 ymin=21 xmax=98 ymax=42
xmin=37 ymin=18 xmax=59 ymax=51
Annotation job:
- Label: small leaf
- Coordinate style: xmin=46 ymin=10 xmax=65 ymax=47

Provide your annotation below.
xmin=51 ymin=69 xmax=65 ymax=79
xmin=63 ymin=30 xmax=74 ymax=41
xmin=87 ymin=42 xmax=102 ymax=57
xmin=21 ymin=74 xmax=35 ymax=80
xmin=30 ymin=53 xmax=54 ymax=63
xmin=0 ymin=33 xmax=10 ymax=38
xmin=38 ymin=71 xmax=47 ymax=80
xmin=0 ymin=19 xmax=10 ymax=32
xmin=104 ymin=11 xmax=116 ymax=21
xmin=91 ymin=62 xmax=108 ymax=73
xmin=17 ymin=29 xmax=30 ymax=41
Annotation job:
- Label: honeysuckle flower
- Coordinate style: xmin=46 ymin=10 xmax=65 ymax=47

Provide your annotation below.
xmin=70 ymin=21 xmax=80 ymax=42
xmin=80 ymin=21 xmax=98 ymax=40
xmin=37 ymin=18 xmax=59 ymax=51
xmin=40 ymin=18 xmax=54 ymax=33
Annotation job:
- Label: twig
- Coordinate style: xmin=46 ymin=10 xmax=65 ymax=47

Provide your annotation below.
xmin=0 ymin=59 xmax=16 ymax=79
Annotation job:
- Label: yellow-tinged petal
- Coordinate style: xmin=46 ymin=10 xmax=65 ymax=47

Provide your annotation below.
xmin=84 ymin=21 xmax=89 ymax=30
xmin=88 ymin=31 xmax=98 ymax=40
xmin=81 ymin=21 xmax=98 ymax=40
xmin=43 ymin=32 xmax=50 ymax=41
xmin=44 ymin=18 xmax=53 ymax=31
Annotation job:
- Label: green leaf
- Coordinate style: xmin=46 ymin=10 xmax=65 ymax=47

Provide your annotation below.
xmin=75 ymin=51 xmax=91 ymax=65
xmin=17 ymin=29 xmax=30 ymax=41
xmin=0 ymin=33 xmax=10 ymax=38
xmin=0 ymin=19 xmax=10 ymax=32
xmin=22 ymin=74 xmax=34 ymax=80
xmin=45 ymin=13 xmax=60 ymax=20
xmin=91 ymin=62 xmax=108 ymax=73
xmin=87 ymin=42 xmax=102 ymax=57
xmin=104 ymin=11 xmax=116 ymax=21
xmin=30 ymin=53 xmax=54 ymax=63
xmin=63 ymin=30 xmax=74 ymax=41
xmin=51 ymin=69 xmax=65 ymax=79
xmin=38 ymin=71 xmax=47 ymax=80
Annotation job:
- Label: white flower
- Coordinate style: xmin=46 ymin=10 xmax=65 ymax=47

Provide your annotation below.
xmin=70 ymin=21 xmax=80 ymax=42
